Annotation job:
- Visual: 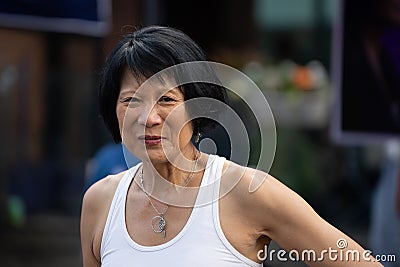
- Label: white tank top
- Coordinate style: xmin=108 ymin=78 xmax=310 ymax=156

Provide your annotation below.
xmin=100 ymin=154 xmax=262 ymax=267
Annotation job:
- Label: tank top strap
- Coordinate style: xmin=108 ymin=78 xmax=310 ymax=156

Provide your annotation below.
xmin=209 ymin=154 xmax=226 ymax=202
xmin=193 ymin=154 xmax=226 ymax=207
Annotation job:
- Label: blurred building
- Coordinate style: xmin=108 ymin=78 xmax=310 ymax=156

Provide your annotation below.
xmin=0 ymin=0 xmax=335 ymax=216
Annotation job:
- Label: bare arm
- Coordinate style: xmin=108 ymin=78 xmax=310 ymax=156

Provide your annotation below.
xmin=81 ymin=186 xmax=102 ymax=267
xmin=80 ymin=174 xmax=123 ymax=267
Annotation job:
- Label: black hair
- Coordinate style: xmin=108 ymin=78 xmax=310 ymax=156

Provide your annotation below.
xmin=99 ymin=25 xmax=227 ymax=143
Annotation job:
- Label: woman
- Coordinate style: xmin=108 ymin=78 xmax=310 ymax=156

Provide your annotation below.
xmin=81 ymin=26 xmax=382 ymax=266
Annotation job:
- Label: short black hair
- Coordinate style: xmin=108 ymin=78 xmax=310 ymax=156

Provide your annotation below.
xmin=99 ymin=25 xmax=228 ymax=143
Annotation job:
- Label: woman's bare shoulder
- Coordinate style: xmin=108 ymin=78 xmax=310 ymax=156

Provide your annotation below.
xmin=221 ymin=160 xmax=273 ymax=197
xmin=220 ymin=160 xmax=292 ymax=219
xmin=83 ymin=170 xmax=127 ymax=210
xmin=221 ymin=160 xmax=321 ymax=233
xmin=80 ymin=170 xmax=128 ymax=263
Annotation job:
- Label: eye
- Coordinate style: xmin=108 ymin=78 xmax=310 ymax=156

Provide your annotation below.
xmin=120 ymin=97 xmax=141 ymax=107
xmin=159 ymin=96 xmax=175 ymax=103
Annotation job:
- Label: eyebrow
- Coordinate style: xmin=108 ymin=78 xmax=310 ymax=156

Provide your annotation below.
xmin=118 ymin=81 xmax=182 ymax=99
xmin=118 ymin=89 xmax=136 ymax=98
xmin=163 ymin=88 xmax=181 ymax=94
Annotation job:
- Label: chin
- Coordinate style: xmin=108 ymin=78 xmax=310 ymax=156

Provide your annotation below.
xmin=141 ymin=150 xmax=169 ymax=164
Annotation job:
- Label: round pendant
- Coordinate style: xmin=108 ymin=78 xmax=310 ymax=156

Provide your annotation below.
xmin=151 ymin=215 xmax=166 ymax=233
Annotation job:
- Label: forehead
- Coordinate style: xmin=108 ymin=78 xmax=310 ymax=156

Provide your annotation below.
xmin=120 ymin=68 xmax=182 ymax=96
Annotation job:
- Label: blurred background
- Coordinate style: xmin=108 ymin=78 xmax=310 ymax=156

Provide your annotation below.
xmin=0 ymin=0 xmax=399 ymax=266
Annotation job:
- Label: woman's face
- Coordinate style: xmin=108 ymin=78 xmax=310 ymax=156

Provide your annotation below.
xmin=116 ymin=68 xmax=194 ymax=163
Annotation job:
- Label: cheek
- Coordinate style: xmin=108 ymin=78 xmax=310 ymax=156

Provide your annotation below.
xmin=165 ymin=109 xmax=192 ymax=134
xmin=116 ymin=105 xmax=127 ymax=131
xmin=182 ymin=123 xmax=194 ymax=139
xmin=176 ymin=121 xmax=194 ymax=143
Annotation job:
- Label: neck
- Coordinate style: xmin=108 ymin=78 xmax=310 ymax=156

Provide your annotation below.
xmin=138 ymin=151 xmax=210 ymax=208
xmin=142 ymin=145 xmax=201 ymax=185
xmin=138 ymin=147 xmax=205 ymax=207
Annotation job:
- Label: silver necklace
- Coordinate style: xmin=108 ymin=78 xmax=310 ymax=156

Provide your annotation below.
xmin=139 ymin=152 xmax=200 ymax=238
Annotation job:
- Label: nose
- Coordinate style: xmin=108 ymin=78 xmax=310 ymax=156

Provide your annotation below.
xmin=137 ymin=105 xmax=162 ymax=127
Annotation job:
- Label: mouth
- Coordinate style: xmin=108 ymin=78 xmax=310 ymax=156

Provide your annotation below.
xmin=138 ymin=135 xmax=165 ymax=145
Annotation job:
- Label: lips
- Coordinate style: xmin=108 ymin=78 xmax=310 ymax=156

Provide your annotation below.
xmin=138 ymin=135 xmax=164 ymax=145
